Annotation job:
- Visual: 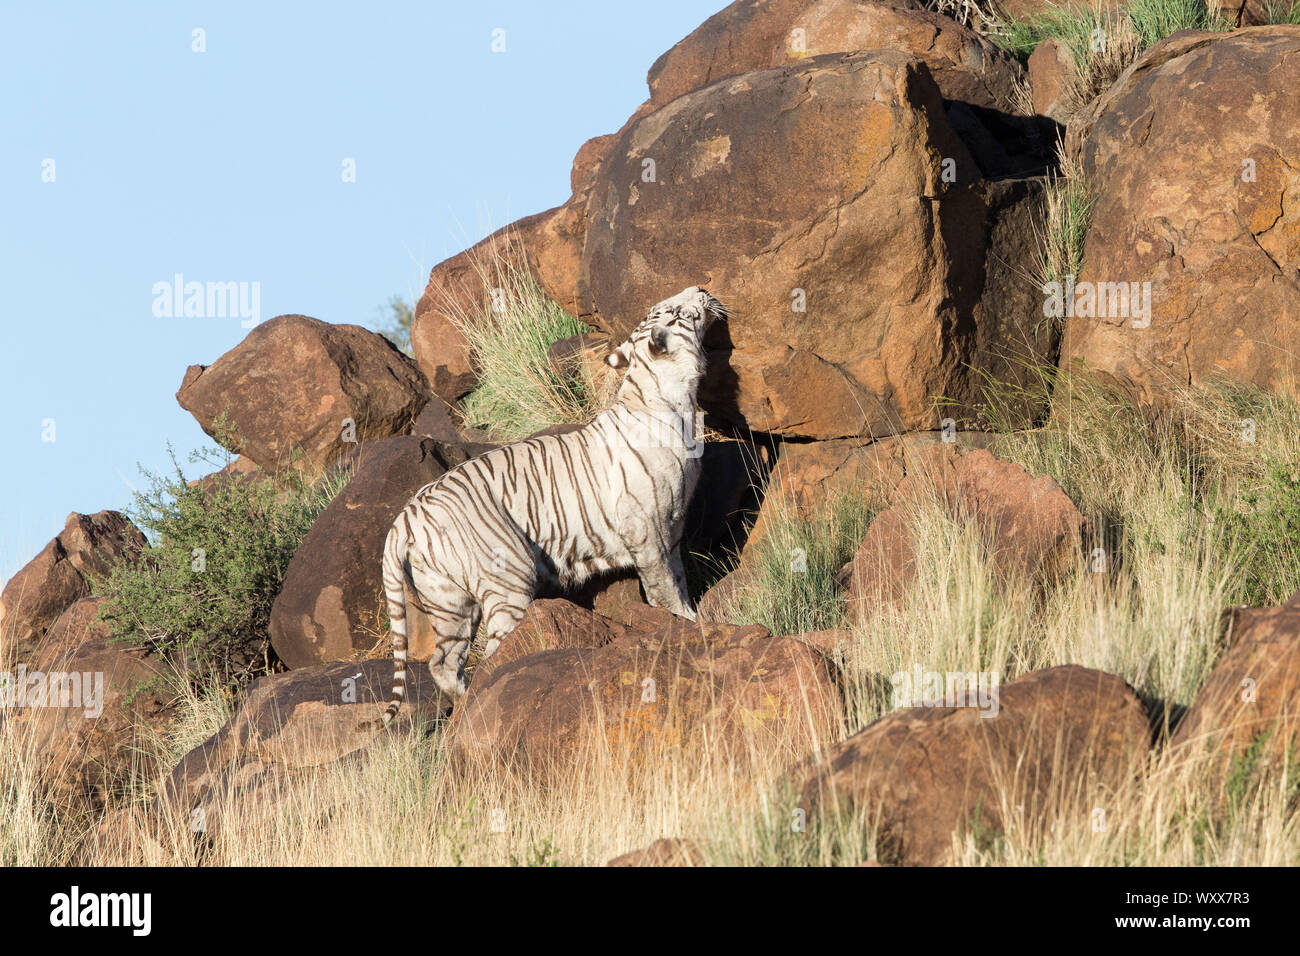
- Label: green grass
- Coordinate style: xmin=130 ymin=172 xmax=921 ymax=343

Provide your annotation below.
xmin=1217 ymin=457 xmax=1300 ymax=606
xmin=716 ymin=492 xmax=875 ymax=638
xmin=1034 ymin=160 xmax=1095 ymax=331
xmin=990 ymin=0 xmax=1230 ymax=111
xmin=987 ymin=2 xmax=1133 ymax=63
xmin=450 ymin=251 xmax=598 ymax=441
xmin=1265 ymin=0 xmax=1300 ymax=21
xmin=1127 ymin=0 xmax=1231 ymax=45
xmin=993 ymin=5 xmax=1113 ymax=63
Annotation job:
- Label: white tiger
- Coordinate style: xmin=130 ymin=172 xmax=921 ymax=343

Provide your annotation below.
xmin=381 ymin=286 xmax=726 ymax=722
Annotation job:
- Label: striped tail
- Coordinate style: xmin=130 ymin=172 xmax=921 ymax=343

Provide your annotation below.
xmin=381 ymin=514 xmax=412 ymax=726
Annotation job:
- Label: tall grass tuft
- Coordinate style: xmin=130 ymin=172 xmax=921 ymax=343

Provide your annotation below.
xmin=443 ymin=239 xmax=597 ymax=441
xmin=1264 ymin=0 xmax=1300 ymax=23
xmin=1127 ymin=0 xmax=1231 ymax=46
xmin=718 ymin=492 xmax=875 ymax=638
xmin=1034 ymin=140 xmax=1095 ymax=332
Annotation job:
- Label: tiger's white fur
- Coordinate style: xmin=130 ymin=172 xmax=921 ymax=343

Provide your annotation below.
xmin=381 ymin=287 xmax=726 ymax=722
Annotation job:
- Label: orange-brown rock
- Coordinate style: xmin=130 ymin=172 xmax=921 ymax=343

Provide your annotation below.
xmin=9 ymin=597 xmax=182 ymax=813
xmin=1027 ymin=37 xmax=1076 ymax=122
xmin=841 ymin=446 xmax=1084 ymax=615
xmin=1171 ymin=591 xmax=1300 ymax=782
xmin=0 ymin=511 xmax=145 ymax=667
xmin=799 ymin=665 xmax=1150 ymax=865
xmin=176 ymin=314 xmax=431 ymax=473
xmin=646 ymin=0 xmax=1025 ymax=114
xmin=448 ymin=619 xmax=842 ymax=778
xmin=1063 ymin=28 xmax=1300 ymax=403
xmin=585 ymin=50 xmax=1053 ymax=439
xmin=606 ymin=837 xmax=703 ymax=866
xmin=469 ymin=598 xmax=634 ymax=686
xmin=160 ymin=658 xmax=448 ymax=838
xmin=743 ymin=431 xmax=999 ymax=554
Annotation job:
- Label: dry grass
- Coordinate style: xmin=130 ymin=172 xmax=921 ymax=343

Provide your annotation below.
xmin=4 ymin=365 xmax=1297 ymax=867
xmin=2 ymin=671 xmax=846 ymax=867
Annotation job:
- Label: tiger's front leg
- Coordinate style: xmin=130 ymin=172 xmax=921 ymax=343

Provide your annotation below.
xmin=633 ymin=546 xmax=695 ymax=620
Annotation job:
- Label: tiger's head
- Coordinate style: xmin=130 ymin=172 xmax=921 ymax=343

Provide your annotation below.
xmin=605 ymin=287 xmax=727 ymax=386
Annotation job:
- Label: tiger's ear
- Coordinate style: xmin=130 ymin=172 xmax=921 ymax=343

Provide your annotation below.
xmin=648 ymin=326 xmax=670 ymax=356
xmin=606 ymin=344 xmax=630 ymax=369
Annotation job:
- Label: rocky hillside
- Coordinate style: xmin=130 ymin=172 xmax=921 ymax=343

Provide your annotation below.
xmin=3 ymin=0 xmax=1299 ymax=867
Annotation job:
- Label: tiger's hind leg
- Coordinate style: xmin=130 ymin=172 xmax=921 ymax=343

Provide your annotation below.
xmin=408 ymin=563 xmax=479 ymax=701
xmin=477 ymin=593 xmax=530 ymax=663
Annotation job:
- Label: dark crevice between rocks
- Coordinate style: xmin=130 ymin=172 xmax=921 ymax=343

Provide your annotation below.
xmin=945 ymin=101 xmax=1062 ymax=180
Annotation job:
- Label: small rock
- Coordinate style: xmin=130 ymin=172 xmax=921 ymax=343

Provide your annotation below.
xmin=606 ymin=837 xmax=702 ymax=867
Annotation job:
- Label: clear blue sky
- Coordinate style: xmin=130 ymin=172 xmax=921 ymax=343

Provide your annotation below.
xmin=0 ymin=0 xmax=721 ymax=582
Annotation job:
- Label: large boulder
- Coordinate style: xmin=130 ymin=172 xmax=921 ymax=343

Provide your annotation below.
xmin=448 ymin=619 xmax=842 ymax=778
xmin=269 ymin=436 xmax=491 ymax=668
xmin=1171 ymin=591 xmax=1300 ymax=783
xmin=646 ymin=0 xmax=1026 ymax=116
xmin=160 ymin=659 xmax=446 ymax=838
xmin=799 ymin=665 xmax=1151 ymax=865
xmin=643 ymin=0 xmax=1049 ymax=181
xmin=840 ymin=446 xmax=1084 ymax=614
xmin=176 ymin=314 xmax=431 ymax=473
xmin=469 ymin=598 xmax=641 ymax=686
xmin=8 ymin=597 xmax=182 ymax=813
xmin=0 ymin=511 xmax=145 ymax=667
xmin=1062 ymin=28 xmax=1300 ymax=404
xmin=584 ymin=50 xmax=1053 ymax=440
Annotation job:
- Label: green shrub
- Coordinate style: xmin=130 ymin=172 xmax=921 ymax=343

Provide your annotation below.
xmin=94 ymin=438 xmax=348 ymax=686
